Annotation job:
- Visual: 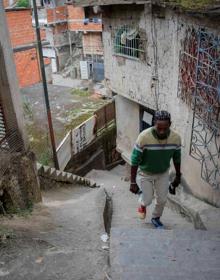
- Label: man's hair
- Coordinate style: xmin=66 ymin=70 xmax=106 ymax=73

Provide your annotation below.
xmin=154 ymin=110 xmax=171 ymax=123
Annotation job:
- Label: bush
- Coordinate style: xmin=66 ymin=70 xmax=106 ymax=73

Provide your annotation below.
xmin=17 ymin=0 xmax=30 ymax=8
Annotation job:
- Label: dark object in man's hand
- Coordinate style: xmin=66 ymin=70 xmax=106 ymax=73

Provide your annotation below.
xmin=169 ymin=183 xmax=176 ymax=195
xmin=169 ymin=174 xmax=181 ymax=195
xmin=130 ymin=183 xmax=140 ymax=194
xmin=171 ymin=175 xmax=181 ymax=188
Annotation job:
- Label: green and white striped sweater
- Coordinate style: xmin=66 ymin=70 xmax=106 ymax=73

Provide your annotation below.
xmin=131 ymin=127 xmax=181 ymax=174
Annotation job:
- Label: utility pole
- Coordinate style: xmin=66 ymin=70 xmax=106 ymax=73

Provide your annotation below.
xmin=32 ymin=0 xmax=59 ymax=169
xmin=68 ymin=30 xmax=74 ymax=78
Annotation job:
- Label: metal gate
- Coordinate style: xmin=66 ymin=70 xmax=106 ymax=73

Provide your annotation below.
xmin=0 ymin=103 xmax=6 ymax=145
xmin=93 ymin=62 xmax=104 ymax=82
xmin=189 ymin=29 xmax=220 ymax=189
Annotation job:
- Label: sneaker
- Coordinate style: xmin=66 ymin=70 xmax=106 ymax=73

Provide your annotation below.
xmin=151 ymin=217 xmax=164 ymax=229
xmin=138 ymin=205 xmax=146 ymax=219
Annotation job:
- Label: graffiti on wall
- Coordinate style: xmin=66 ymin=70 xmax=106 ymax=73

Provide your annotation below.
xmin=178 ymin=28 xmax=220 ymax=189
xmin=72 ymin=116 xmax=96 ymax=154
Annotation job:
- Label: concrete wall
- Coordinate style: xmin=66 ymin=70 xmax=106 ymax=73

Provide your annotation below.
xmin=45 ymin=62 xmax=52 ymax=83
xmin=103 ymin=5 xmax=156 ymax=109
xmin=45 ymin=25 xmax=70 ymax=72
xmin=3 ymin=0 xmax=13 ymax=7
xmin=0 ymin=3 xmax=27 ymax=147
xmin=53 ymin=24 xmax=69 ymax=47
xmin=115 ymin=95 xmax=139 ymax=162
xmin=102 ymin=4 xmax=220 ymax=206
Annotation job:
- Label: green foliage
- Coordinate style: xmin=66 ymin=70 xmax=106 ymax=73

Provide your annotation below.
xmin=0 ymin=226 xmax=15 ymax=242
xmin=16 ymin=0 xmax=30 ymax=8
xmin=166 ymin=0 xmax=215 ymax=9
xmin=23 ymin=99 xmax=33 ymax=120
xmin=38 ymin=150 xmax=51 ymax=166
xmin=71 ymin=89 xmax=91 ymax=97
xmin=1 ymin=200 xmax=33 ymax=216
xmin=25 ymin=124 xmax=53 ymax=166
xmin=65 ymin=112 xmax=93 ymax=131
xmin=16 ymin=201 xmax=33 ymax=217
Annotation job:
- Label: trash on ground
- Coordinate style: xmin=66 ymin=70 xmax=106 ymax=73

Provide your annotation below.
xmin=100 ymin=233 xmax=109 ymax=242
xmin=35 ymin=256 xmax=44 ymax=264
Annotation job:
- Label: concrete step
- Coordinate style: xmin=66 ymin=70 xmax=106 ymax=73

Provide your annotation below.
xmin=86 ymin=168 xmax=194 ymax=230
xmin=110 ymin=227 xmax=220 ymax=280
xmin=49 ymin=167 xmax=56 ymax=178
xmin=36 ymin=162 xmax=97 ymax=188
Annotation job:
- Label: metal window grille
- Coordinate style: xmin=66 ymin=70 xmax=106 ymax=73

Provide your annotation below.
xmin=178 ymin=27 xmax=220 ymax=189
xmin=112 ymin=25 xmax=145 ymax=59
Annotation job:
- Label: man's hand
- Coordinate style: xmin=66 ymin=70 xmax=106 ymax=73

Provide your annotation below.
xmin=172 ymin=174 xmax=181 ymax=188
xmin=169 ymin=174 xmax=181 ymax=195
xmin=130 ymin=182 xmax=140 ymax=194
xmin=169 ymin=183 xmax=176 ymax=195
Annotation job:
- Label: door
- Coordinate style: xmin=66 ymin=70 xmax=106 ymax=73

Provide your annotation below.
xmin=93 ymin=62 xmax=104 ymax=82
xmin=80 ymin=61 xmax=89 ymax=80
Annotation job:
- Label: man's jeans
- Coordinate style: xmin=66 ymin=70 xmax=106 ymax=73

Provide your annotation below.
xmin=136 ymin=170 xmax=169 ymax=218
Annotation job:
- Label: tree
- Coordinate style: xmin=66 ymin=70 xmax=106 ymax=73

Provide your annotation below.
xmin=17 ymin=0 xmax=30 ymax=8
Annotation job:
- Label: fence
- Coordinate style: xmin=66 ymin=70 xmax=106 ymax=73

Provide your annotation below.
xmin=56 ymin=101 xmax=115 ymax=170
xmin=94 ymin=101 xmax=115 ymax=132
xmin=0 ymin=103 xmax=6 ymax=145
xmin=0 ymin=45 xmax=25 ymax=178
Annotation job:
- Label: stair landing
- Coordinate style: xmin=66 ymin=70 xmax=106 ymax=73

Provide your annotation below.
xmin=110 ymin=227 xmax=220 ymax=280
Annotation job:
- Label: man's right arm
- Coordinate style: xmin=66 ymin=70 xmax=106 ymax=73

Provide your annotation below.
xmin=130 ymin=165 xmax=139 ymax=194
xmin=130 ymin=141 xmax=143 ymax=194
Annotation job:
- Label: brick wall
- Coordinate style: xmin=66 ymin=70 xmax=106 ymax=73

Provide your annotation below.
xmin=54 ymin=23 xmax=68 ymax=34
xmin=47 ymin=6 xmax=67 ymax=24
xmin=67 ymin=5 xmax=102 ymax=32
xmin=82 ymin=32 xmax=103 ymax=55
xmin=14 ymin=49 xmax=41 ymax=88
xmin=5 ymin=9 xmax=49 ymax=87
xmin=6 ymin=9 xmax=35 ymax=48
xmin=67 ymin=5 xmax=85 ymax=20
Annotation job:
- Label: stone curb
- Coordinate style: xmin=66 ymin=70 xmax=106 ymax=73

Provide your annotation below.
xmin=167 ymin=185 xmax=220 ymax=230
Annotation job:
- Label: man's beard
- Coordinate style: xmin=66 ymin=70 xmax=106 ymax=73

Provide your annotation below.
xmin=155 ymin=130 xmax=170 ymax=140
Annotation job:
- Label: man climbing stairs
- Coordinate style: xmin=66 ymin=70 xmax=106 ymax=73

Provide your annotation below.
xmin=87 ymin=165 xmax=220 ymax=280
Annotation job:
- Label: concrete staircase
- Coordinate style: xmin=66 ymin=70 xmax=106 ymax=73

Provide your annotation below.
xmin=110 ymin=228 xmax=220 ymax=280
xmin=36 ymin=162 xmax=97 ymax=188
xmin=86 ymin=166 xmax=220 ymax=280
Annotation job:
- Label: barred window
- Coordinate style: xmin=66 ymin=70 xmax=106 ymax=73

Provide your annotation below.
xmin=113 ymin=25 xmax=145 ymax=59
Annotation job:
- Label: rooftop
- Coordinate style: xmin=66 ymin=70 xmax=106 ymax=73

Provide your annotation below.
xmin=72 ymin=0 xmax=220 ymax=16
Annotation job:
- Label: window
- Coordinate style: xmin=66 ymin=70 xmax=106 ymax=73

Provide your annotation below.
xmin=139 ymin=106 xmax=155 ymax=132
xmin=113 ymin=25 xmax=145 ymax=59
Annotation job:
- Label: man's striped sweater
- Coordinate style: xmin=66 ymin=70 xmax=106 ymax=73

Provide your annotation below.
xmin=131 ymin=127 xmax=181 ymax=174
